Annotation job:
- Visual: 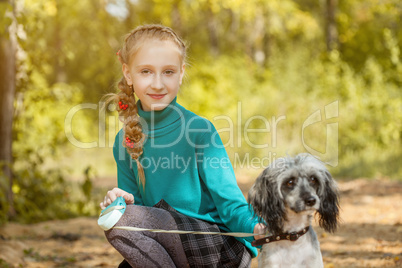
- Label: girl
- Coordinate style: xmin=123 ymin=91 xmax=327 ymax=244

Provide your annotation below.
xmin=100 ymin=24 xmax=265 ymax=268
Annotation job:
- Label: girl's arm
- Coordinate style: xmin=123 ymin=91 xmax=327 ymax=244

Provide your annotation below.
xmin=196 ymin=122 xmax=260 ymax=240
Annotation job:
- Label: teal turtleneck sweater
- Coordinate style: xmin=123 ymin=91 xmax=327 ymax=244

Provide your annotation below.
xmin=113 ymin=97 xmax=259 ymax=257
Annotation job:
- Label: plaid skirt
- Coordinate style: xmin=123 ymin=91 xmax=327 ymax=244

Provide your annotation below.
xmin=153 ymin=199 xmax=252 ymax=268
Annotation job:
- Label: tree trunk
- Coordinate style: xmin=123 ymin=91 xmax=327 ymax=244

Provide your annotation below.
xmin=53 ymin=0 xmax=66 ymax=83
xmin=0 ymin=0 xmax=17 ymax=218
xmin=171 ymin=0 xmax=182 ymax=37
xmin=205 ymin=2 xmax=219 ymax=56
xmin=325 ymin=0 xmax=338 ymax=51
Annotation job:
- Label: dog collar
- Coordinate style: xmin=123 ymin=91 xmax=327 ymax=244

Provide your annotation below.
xmin=252 ymin=226 xmax=310 ymax=247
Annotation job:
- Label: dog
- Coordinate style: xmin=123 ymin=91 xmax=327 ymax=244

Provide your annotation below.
xmin=248 ymin=153 xmax=339 ymax=268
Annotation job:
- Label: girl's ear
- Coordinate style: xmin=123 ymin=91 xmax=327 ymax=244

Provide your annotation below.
xmin=122 ymin=64 xmax=133 ymax=85
xmin=179 ymin=64 xmax=185 ymax=85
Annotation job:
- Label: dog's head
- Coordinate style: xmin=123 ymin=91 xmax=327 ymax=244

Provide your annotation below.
xmin=248 ymin=153 xmax=339 ymax=234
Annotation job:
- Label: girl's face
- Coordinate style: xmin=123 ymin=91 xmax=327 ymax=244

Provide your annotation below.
xmin=123 ymin=39 xmax=185 ymax=112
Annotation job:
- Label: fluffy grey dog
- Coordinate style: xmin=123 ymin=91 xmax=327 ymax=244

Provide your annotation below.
xmin=248 ymin=153 xmax=339 ymax=268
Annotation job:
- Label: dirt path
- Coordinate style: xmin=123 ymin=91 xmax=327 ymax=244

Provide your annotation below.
xmin=0 ymin=178 xmax=401 ymax=268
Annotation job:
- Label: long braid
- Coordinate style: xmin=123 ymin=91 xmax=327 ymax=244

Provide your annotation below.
xmin=113 ymin=24 xmax=187 ymax=189
xmin=116 ymin=76 xmax=146 ymax=187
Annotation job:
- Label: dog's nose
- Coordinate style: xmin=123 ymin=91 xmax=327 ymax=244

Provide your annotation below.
xmin=305 ymin=197 xmax=316 ymax=206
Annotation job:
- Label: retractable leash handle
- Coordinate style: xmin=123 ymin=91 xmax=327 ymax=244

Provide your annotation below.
xmin=98 ymin=196 xmax=127 ymax=231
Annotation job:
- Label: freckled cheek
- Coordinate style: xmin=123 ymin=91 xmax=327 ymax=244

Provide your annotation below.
xmin=133 ymin=77 xmax=153 ymax=89
xmin=163 ymin=77 xmax=181 ymax=89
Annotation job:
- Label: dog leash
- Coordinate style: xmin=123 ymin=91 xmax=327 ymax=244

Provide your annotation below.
xmin=114 ymin=226 xmax=261 ymax=237
xmin=98 ymin=197 xmax=264 ymax=238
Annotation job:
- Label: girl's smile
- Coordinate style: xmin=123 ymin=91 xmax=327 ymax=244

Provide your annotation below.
xmin=122 ymin=39 xmax=185 ymax=111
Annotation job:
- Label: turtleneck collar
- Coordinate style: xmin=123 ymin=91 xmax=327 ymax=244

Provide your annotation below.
xmin=136 ymin=97 xmax=181 ymax=130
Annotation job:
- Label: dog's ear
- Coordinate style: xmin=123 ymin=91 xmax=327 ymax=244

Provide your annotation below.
xmin=317 ymin=170 xmax=340 ymax=233
xmin=248 ymin=168 xmax=286 ymax=235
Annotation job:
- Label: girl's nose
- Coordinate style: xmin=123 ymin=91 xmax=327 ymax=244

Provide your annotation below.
xmin=151 ymin=74 xmax=163 ymax=90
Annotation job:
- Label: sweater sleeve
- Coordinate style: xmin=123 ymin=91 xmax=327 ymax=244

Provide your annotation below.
xmin=196 ymin=122 xmax=259 ymax=242
xmin=113 ymin=130 xmax=144 ymax=206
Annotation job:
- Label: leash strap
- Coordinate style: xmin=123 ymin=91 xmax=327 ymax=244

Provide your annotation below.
xmin=114 ymin=226 xmax=263 ymax=238
xmin=251 ymin=226 xmax=310 ymax=247
xmin=98 ymin=197 xmax=264 ymax=237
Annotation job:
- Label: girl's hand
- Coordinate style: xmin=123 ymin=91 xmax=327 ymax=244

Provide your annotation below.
xmin=100 ymin=187 xmax=135 ymax=210
xmin=253 ymin=223 xmax=267 ymax=240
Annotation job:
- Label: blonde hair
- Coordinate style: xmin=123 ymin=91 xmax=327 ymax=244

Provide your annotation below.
xmin=111 ymin=24 xmax=187 ymax=188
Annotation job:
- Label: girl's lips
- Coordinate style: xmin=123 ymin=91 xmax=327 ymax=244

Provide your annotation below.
xmin=148 ymin=94 xmax=166 ymax=99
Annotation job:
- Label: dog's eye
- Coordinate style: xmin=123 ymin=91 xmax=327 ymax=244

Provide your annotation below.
xmin=310 ymin=176 xmax=317 ymax=184
xmin=286 ymin=179 xmax=294 ymax=187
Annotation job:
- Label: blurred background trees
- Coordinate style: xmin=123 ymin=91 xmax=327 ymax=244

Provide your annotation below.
xmin=0 ymin=0 xmax=401 ymax=223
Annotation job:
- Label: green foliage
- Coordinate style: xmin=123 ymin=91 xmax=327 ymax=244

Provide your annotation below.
xmin=82 ymin=166 xmax=94 ymax=201
xmin=73 ymin=166 xmax=99 ymax=216
xmin=11 ymin=153 xmax=74 ymax=223
xmin=0 ymin=258 xmax=13 ymax=268
xmin=0 ymin=2 xmax=13 ymax=36
xmin=180 ymin=42 xmax=401 ymax=177
xmin=10 ymin=60 xmax=98 ymax=222
xmin=23 ymin=247 xmax=77 ymax=264
xmin=337 ymin=0 xmax=402 ymax=73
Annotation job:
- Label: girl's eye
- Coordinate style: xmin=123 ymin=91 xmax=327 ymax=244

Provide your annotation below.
xmin=141 ymin=70 xmax=151 ymax=74
xmin=165 ymin=70 xmax=174 ymax=75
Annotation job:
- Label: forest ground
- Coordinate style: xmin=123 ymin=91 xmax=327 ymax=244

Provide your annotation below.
xmin=0 ymin=177 xmax=401 ymax=268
